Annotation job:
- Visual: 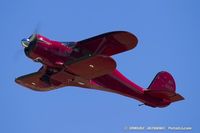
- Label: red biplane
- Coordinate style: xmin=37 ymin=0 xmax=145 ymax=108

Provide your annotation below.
xmin=15 ymin=31 xmax=184 ymax=107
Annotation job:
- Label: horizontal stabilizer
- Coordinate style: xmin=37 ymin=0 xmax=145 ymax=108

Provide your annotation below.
xmin=145 ymin=90 xmax=184 ymax=102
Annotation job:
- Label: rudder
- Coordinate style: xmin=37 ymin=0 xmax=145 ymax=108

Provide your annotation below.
xmin=148 ymin=71 xmax=176 ymax=92
xmin=144 ymin=71 xmax=184 ymax=107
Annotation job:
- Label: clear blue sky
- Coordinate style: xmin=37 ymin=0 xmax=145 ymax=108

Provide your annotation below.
xmin=0 ymin=0 xmax=199 ymax=132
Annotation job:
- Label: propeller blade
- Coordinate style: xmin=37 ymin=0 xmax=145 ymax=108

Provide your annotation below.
xmin=29 ymin=34 xmax=36 ymax=42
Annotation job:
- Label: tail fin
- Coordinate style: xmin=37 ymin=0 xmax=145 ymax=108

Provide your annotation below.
xmin=148 ymin=71 xmax=176 ymax=92
xmin=145 ymin=71 xmax=184 ymax=107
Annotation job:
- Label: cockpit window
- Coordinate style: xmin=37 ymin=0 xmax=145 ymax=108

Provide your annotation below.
xmin=62 ymin=42 xmax=76 ymax=47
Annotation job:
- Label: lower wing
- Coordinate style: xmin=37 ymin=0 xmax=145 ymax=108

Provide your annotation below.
xmin=15 ymin=66 xmax=70 ymax=91
xmin=15 ymin=55 xmax=116 ymax=91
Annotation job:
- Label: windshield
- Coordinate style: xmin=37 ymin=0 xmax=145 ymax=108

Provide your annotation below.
xmin=62 ymin=42 xmax=76 ymax=47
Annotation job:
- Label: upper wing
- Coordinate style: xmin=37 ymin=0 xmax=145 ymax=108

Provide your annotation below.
xmin=73 ymin=31 xmax=138 ymax=56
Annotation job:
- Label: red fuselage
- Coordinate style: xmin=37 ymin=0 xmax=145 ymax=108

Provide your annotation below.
xmin=18 ymin=32 xmax=184 ymax=108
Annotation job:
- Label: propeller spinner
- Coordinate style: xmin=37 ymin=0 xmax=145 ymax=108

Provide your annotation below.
xmin=21 ymin=38 xmax=30 ymax=47
xmin=21 ymin=34 xmax=36 ymax=48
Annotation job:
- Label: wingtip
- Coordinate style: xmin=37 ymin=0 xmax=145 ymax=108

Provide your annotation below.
xmin=112 ymin=31 xmax=138 ymax=50
xmin=15 ymin=77 xmax=19 ymax=83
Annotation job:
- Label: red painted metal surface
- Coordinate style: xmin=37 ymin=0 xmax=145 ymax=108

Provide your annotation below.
xmin=16 ymin=31 xmax=184 ymax=108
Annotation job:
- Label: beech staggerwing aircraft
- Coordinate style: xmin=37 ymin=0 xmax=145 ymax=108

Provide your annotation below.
xmin=15 ymin=31 xmax=184 ymax=107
